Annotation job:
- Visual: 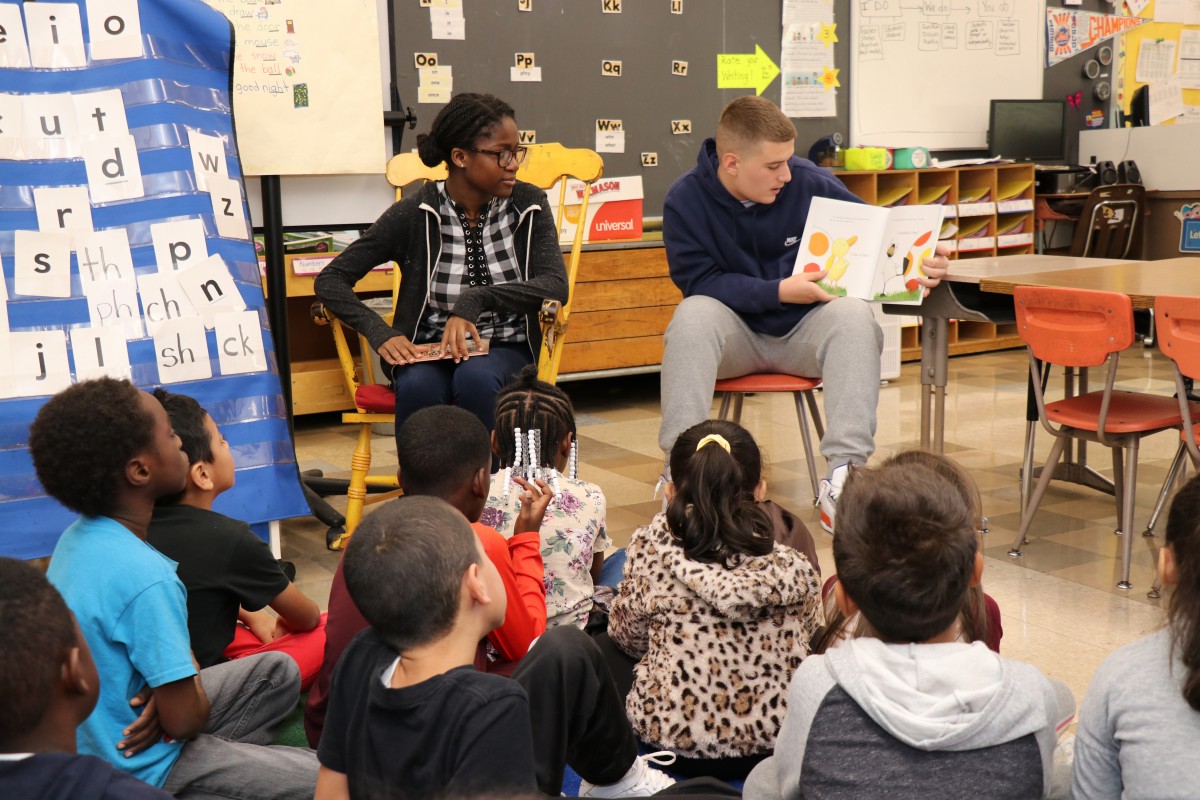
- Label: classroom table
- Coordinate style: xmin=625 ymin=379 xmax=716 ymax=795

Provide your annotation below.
xmin=907 ymin=255 xmax=1200 ymax=514
xmin=901 ymin=254 xmax=1136 ymax=453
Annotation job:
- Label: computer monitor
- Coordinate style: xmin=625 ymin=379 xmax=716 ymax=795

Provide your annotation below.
xmin=988 ymin=99 xmax=1066 ymax=163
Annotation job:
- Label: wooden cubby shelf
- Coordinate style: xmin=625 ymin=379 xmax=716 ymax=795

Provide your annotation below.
xmin=836 ymin=164 xmax=1034 ymax=362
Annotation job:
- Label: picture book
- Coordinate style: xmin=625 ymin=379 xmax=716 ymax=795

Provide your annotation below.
xmin=792 ymin=198 xmax=945 ymax=304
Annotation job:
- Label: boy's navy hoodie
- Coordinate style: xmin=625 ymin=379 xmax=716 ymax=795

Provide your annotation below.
xmin=662 ymin=137 xmax=863 ymax=337
xmin=0 ymin=752 xmax=173 ymax=799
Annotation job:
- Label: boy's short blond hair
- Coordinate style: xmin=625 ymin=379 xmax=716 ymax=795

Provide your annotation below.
xmin=716 ymin=96 xmax=797 ymax=156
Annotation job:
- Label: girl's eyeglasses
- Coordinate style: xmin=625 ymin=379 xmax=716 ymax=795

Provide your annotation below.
xmin=467 ymin=146 xmax=529 ymax=168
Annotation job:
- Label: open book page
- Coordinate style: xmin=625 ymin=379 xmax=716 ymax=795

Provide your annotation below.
xmin=792 ymin=198 xmax=890 ymax=300
xmin=792 ymin=198 xmax=942 ymax=304
xmin=869 ymin=204 xmax=945 ymax=304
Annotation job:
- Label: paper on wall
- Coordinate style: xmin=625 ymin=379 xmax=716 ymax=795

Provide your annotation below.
xmin=82 ymin=134 xmax=145 ymax=203
xmin=0 ymin=5 xmax=32 ymax=68
xmin=73 ymin=89 xmax=130 ymax=139
xmin=178 ymin=254 xmax=247 ymax=328
xmin=10 ymin=330 xmax=72 ymax=397
xmin=152 ymin=316 xmax=213 ymax=384
xmin=151 ymin=219 xmax=209 ymax=273
xmin=1136 ymin=39 xmax=1176 ymax=83
xmin=76 ymin=228 xmax=136 ymax=288
xmin=24 ymin=93 xmax=81 ymax=159
xmin=1150 ymin=79 xmax=1186 ymax=125
xmin=215 ymin=310 xmax=268 ymax=375
xmin=188 ymin=129 xmax=229 ymax=191
xmin=33 ymin=186 xmax=94 ymax=235
xmin=13 ymin=230 xmax=73 ymax=299
xmin=1179 ymin=30 xmax=1200 ymax=89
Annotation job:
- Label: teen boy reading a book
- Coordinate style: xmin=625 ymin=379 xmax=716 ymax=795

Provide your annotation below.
xmin=659 ymin=95 xmax=949 ymax=531
xmin=32 ymin=378 xmax=318 ymax=799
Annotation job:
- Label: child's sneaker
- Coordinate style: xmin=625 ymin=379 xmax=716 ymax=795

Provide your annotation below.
xmin=818 ymin=464 xmax=851 ymax=534
xmin=578 ymin=752 xmax=677 ymax=797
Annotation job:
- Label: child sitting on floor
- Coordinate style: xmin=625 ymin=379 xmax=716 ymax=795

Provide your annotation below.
xmin=32 ymin=378 xmax=317 ymax=799
xmin=305 ymin=404 xmax=551 ymax=747
xmin=608 ymin=419 xmax=823 ymax=781
xmin=1072 ymin=471 xmax=1200 ymax=799
xmin=147 ymin=389 xmax=326 ymax=689
xmin=812 ymin=449 xmax=1003 ymax=654
xmin=483 ymin=366 xmax=609 ymax=630
xmin=317 ymin=496 xmax=675 ymax=799
xmin=744 ymin=452 xmax=1074 ymax=800
xmin=0 ymin=557 xmax=171 ymax=799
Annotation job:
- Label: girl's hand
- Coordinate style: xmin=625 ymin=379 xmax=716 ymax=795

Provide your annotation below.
xmin=512 ymin=476 xmax=552 ymax=535
xmin=440 ymin=316 xmax=482 ymax=363
xmin=377 ymin=335 xmax=422 ymax=366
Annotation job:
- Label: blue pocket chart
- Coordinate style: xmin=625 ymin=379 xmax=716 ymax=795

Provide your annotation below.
xmin=0 ymin=0 xmax=307 ymax=558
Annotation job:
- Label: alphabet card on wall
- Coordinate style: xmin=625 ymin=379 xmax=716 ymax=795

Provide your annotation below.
xmin=33 ymin=185 xmax=93 ymax=234
xmin=13 ymin=230 xmax=73 ymax=298
xmin=0 ymin=0 xmax=306 ymax=560
xmin=153 ymin=315 xmax=212 ymax=384
xmin=187 ymin=129 xmax=228 ymax=191
xmin=24 ymin=3 xmax=87 ymax=69
xmin=151 ymin=219 xmax=209 ymax=273
xmin=69 ymin=324 xmax=132 ymax=381
xmin=10 ymin=329 xmax=72 ymax=396
xmin=179 ymin=254 xmax=246 ymax=327
xmin=0 ymin=5 xmax=32 ymax=68
xmin=206 ymin=175 xmax=249 ymax=239
xmin=75 ymin=228 xmax=135 ymax=287
xmin=136 ymin=270 xmax=199 ymax=336
xmin=215 ymin=309 xmax=267 ymax=375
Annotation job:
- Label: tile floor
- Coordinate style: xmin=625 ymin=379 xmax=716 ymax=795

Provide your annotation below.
xmin=283 ymin=345 xmax=1181 ymax=707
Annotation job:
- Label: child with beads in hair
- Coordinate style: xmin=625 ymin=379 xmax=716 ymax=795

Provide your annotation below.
xmin=1072 ymin=470 xmax=1200 ymax=799
xmin=483 ymin=365 xmax=609 ymax=630
xmin=315 ymin=92 xmax=568 ymax=445
xmin=607 ymin=419 xmax=823 ymax=781
xmin=812 ymin=449 xmax=1003 ymax=654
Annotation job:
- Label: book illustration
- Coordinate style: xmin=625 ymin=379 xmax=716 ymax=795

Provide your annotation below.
xmin=793 ymin=197 xmax=944 ymax=305
xmin=877 ymin=230 xmax=936 ymax=301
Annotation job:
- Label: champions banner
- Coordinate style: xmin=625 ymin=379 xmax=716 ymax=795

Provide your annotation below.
xmin=0 ymin=0 xmax=308 ymax=558
xmin=1047 ymin=8 xmax=1149 ymax=66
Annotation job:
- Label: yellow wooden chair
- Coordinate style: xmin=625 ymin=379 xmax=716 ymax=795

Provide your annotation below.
xmin=312 ymin=144 xmax=602 ymax=549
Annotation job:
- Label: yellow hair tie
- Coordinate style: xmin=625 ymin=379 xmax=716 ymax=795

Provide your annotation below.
xmin=695 ymin=434 xmax=731 ymax=453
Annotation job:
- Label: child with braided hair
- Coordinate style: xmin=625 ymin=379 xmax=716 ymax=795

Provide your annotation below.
xmin=483 ymin=366 xmax=609 ymax=630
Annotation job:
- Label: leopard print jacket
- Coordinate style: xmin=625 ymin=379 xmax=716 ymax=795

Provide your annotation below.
xmin=609 ymin=513 xmax=823 ymax=760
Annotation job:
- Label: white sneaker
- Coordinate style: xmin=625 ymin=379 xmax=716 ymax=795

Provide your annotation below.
xmin=578 ymin=751 xmax=677 ymax=797
xmin=818 ymin=464 xmax=851 ymax=534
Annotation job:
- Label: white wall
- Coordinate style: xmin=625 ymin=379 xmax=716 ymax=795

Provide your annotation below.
xmin=1078 ymin=126 xmax=1200 ymax=191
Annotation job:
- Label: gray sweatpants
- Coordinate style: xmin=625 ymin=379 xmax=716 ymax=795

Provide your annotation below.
xmin=659 ymin=295 xmax=883 ymax=476
xmin=163 ymin=652 xmax=318 ymax=800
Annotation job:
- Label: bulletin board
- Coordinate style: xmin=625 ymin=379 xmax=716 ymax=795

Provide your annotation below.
xmin=0 ymin=0 xmax=308 ymax=559
xmin=850 ymin=0 xmax=1047 ymax=150
xmin=200 ymin=0 xmax=386 ymax=176
xmin=390 ymin=0 xmax=852 ymax=218
xmin=1117 ymin=8 xmax=1200 ymax=123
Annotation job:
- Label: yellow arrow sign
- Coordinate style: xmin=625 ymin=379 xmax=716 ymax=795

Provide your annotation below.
xmin=716 ymin=44 xmax=780 ymax=96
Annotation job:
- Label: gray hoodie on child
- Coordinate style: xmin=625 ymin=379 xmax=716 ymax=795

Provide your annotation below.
xmin=743 ymin=637 xmax=1074 ymax=800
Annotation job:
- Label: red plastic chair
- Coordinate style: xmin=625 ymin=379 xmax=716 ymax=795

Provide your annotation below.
xmin=1007 ymin=286 xmax=1189 ymax=589
xmin=1137 ymin=295 xmax=1200 ymax=597
xmin=714 ymin=374 xmax=825 ymax=501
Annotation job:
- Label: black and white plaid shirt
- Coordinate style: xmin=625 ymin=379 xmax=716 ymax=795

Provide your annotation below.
xmin=415 ymin=183 xmax=527 ymax=344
